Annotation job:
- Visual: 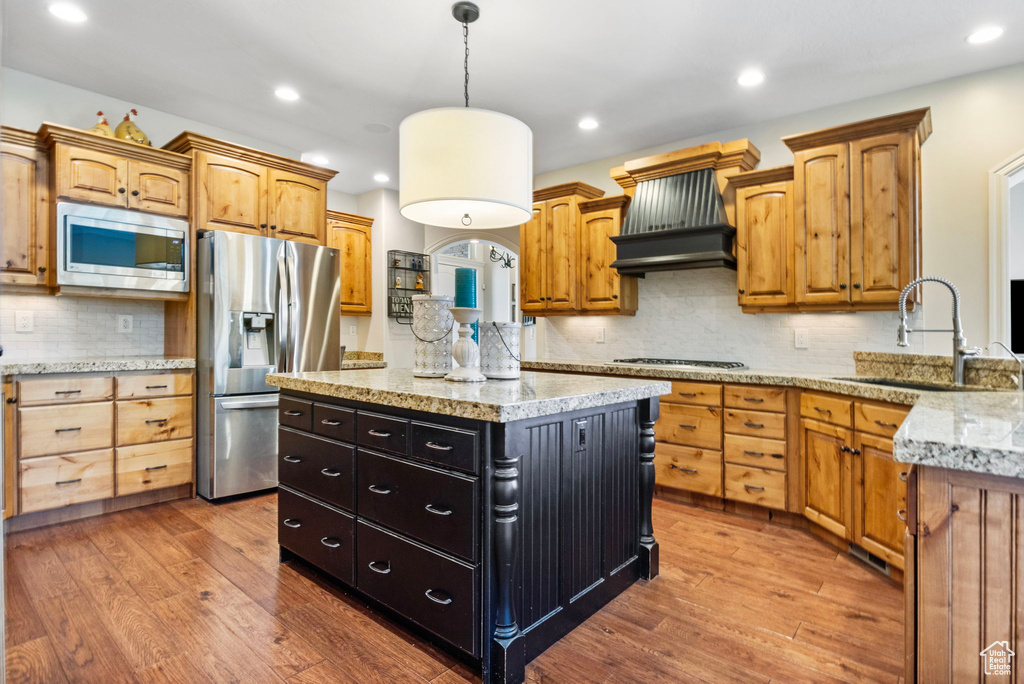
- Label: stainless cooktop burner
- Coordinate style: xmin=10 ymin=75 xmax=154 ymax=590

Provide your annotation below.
xmin=610 ymin=358 xmax=747 ymax=370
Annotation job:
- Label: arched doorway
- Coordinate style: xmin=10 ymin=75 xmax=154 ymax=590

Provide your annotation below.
xmin=430 ymin=239 xmax=521 ymax=323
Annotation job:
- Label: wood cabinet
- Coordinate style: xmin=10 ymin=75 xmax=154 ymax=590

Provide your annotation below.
xmin=730 ymin=166 xmax=795 ymax=308
xmin=327 ymin=210 xmax=374 ymax=316
xmin=192 ymin=151 xmax=267 ymax=234
xmin=268 ymin=168 xmax=326 ymax=243
xmin=852 ymin=430 xmax=907 ymax=569
xmin=1 ymin=127 xmax=49 ymax=288
xmin=793 ymin=143 xmax=850 ymax=305
xmin=801 ymin=417 xmax=853 ymax=538
xmin=578 ymin=195 xmax=638 ymax=313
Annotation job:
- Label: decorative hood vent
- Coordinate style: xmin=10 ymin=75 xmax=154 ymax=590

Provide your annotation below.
xmin=609 ymin=139 xmax=760 ymax=276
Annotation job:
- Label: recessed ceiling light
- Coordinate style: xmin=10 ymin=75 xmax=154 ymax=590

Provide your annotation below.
xmin=373 ymin=173 xmax=390 ymax=183
xmin=49 ymin=2 xmax=87 ymax=22
xmin=578 ymin=117 xmax=599 ymax=130
xmin=274 ymin=86 xmax=300 ymax=101
xmin=967 ymin=25 xmax=1004 ymax=44
xmin=737 ymin=68 xmax=766 ymax=87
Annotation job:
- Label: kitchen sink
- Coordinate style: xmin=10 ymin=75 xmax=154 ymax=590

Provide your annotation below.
xmin=831 ymin=377 xmax=969 ymax=392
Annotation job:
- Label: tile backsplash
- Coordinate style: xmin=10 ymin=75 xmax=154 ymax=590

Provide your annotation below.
xmin=0 ymin=294 xmax=165 ymax=361
xmin=538 ymin=269 xmax=924 ymax=374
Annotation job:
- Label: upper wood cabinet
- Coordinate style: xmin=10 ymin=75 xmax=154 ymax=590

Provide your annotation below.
xmin=793 ymin=143 xmax=850 ymax=306
xmin=520 ymin=205 xmax=547 ymax=311
xmin=327 ymin=210 xmax=373 ymax=316
xmin=164 ymin=132 xmax=335 ymax=245
xmin=730 ymin=166 xmax=795 ymax=309
xmin=1 ymin=127 xmax=49 ymax=289
xmin=578 ymin=195 xmax=638 ymax=314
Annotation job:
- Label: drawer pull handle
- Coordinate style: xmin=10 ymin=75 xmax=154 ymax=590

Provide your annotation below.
xmin=874 ymin=419 xmax=899 ymax=429
xmin=896 ymin=509 xmax=907 ymax=522
xmin=425 ymin=589 xmax=453 ymax=605
xmin=368 ymin=561 xmax=391 ymax=574
xmin=743 ymin=397 xmax=764 ymax=403
xmin=145 ymin=385 xmax=168 ymax=390
xmin=677 ymin=392 xmax=698 ymax=397
xmin=367 ymin=429 xmax=392 ymax=438
xmin=669 ymin=464 xmax=698 ymax=474
xmin=320 ymin=537 xmax=341 ymax=549
xmin=321 ymin=419 xmax=343 ymax=426
xmin=813 ymin=406 xmax=832 ymax=414
xmin=743 ymin=450 xmax=765 ymax=457
xmin=368 ymin=484 xmax=392 ymax=495
xmin=425 ymin=441 xmax=453 ymax=451
xmin=283 ymin=410 xmax=304 ymax=416
xmin=54 ymin=427 xmax=82 ymax=433
xmin=145 ymin=465 xmax=167 ymax=472
xmin=678 ymin=423 xmax=697 ymax=429
xmin=146 ymin=418 xmax=169 ymax=425
xmin=321 ymin=468 xmax=341 ymax=477
xmin=55 ymin=478 xmax=82 ymax=486
xmin=282 ymin=518 xmax=301 ymax=528
xmin=743 ymin=422 xmax=764 ymax=429
xmin=283 ymin=455 xmax=302 ymax=463
xmin=771 ymin=453 xmax=784 ymax=459
xmin=425 ymin=504 xmax=452 ymax=516
xmin=899 ymin=471 xmax=908 ymax=482
xmin=54 ymin=389 xmax=82 ymax=396
xmin=744 ymin=484 xmax=765 ymax=492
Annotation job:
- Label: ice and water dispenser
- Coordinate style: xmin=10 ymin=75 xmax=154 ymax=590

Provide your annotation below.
xmin=241 ymin=312 xmax=274 ymax=367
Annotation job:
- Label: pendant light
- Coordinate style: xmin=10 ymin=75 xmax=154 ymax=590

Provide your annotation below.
xmin=399 ymin=2 xmax=533 ymax=229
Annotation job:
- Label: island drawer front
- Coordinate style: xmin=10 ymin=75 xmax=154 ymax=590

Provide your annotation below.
xmin=800 ymin=392 xmax=853 ymax=427
xmin=116 ymin=372 xmax=193 ymax=399
xmin=357 ymin=412 xmax=408 ymax=455
xmin=116 ymin=396 xmax=193 ymax=446
xmin=358 ymin=449 xmax=477 ymax=562
xmin=724 ymin=385 xmax=787 ymax=413
xmin=19 ymin=402 xmax=114 ymax=458
xmin=658 ymin=403 xmax=721 ymax=450
xmin=279 ymin=428 xmax=355 ymax=512
xmin=19 ymin=449 xmax=114 ymax=513
xmin=854 ymin=402 xmax=909 ymax=439
xmin=662 ymin=381 xmax=722 ymax=407
xmin=724 ymin=434 xmax=787 ymax=471
xmin=409 ymin=422 xmax=479 ymax=474
xmin=279 ymin=485 xmax=354 ymax=585
xmin=18 ymin=376 xmax=114 ymax=406
xmin=654 ymin=442 xmax=722 ymax=496
xmin=116 ymin=439 xmax=193 ymax=496
xmin=280 ymin=397 xmax=313 ymax=432
xmin=313 ymin=404 xmax=356 ymax=443
xmin=724 ymin=464 xmax=786 ymax=510
xmin=723 ymin=408 xmax=786 ymax=440
xmin=357 ymin=520 xmax=478 ymax=657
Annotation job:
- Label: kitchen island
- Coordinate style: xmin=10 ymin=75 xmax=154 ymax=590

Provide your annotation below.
xmin=266 ymin=369 xmax=670 ymax=684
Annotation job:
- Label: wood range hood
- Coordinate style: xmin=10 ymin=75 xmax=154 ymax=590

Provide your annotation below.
xmin=608 ymin=139 xmax=760 ymax=276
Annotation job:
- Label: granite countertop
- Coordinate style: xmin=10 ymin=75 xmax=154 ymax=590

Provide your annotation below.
xmin=341 ymin=359 xmax=387 ymax=370
xmin=0 ymin=357 xmax=197 ymax=376
xmin=266 ymin=368 xmax=670 ymax=423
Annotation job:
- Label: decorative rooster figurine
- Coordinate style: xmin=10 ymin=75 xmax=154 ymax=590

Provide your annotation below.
xmin=87 ymin=111 xmax=115 ymax=138
xmin=114 ymin=109 xmax=151 ymax=146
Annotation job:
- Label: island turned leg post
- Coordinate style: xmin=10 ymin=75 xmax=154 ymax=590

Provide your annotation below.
xmin=639 ymin=397 xmax=660 ymax=580
xmin=491 ymin=451 xmax=525 ymax=684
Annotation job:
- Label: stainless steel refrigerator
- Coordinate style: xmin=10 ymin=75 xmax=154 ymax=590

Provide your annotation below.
xmin=196 ymin=230 xmax=340 ymax=499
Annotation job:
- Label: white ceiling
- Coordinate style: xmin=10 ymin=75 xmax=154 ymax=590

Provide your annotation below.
xmin=5 ymin=0 xmax=1024 ymax=194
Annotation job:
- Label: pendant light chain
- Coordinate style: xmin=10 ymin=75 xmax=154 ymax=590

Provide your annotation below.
xmin=463 ymin=20 xmax=470 ymax=107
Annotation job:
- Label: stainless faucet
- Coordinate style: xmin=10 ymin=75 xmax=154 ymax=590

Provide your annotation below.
xmin=897 ymin=277 xmax=982 ymax=386
xmin=987 ymin=341 xmax=1024 ymax=391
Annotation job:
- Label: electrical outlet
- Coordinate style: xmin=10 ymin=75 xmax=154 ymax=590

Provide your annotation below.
xmin=795 ymin=328 xmax=809 ymax=349
xmin=15 ymin=310 xmax=33 ymax=332
xmin=596 ymin=327 xmax=605 ymax=343
xmin=118 ymin=314 xmax=133 ymax=334
xmin=348 ymin=325 xmax=357 ymax=336
xmin=528 ymin=327 xmax=535 ymax=341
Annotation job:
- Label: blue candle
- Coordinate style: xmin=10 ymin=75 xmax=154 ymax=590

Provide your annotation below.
xmin=455 ymin=268 xmax=479 ymax=343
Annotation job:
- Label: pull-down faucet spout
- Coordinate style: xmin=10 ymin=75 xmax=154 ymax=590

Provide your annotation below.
xmin=897 ymin=277 xmax=982 ymax=386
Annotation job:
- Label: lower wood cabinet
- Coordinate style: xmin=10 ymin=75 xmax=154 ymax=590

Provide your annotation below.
xmin=852 ymin=431 xmax=908 ymax=569
xmin=654 ymin=442 xmax=722 ymax=497
xmin=18 ymin=449 xmax=114 ymax=513
xmin=800 ymin=417 xmax=853 ymax=538
xmin=116 ymin=439 xmax=193 ymax=496
xmin=724 ymin=463 xmax=786 ymax=510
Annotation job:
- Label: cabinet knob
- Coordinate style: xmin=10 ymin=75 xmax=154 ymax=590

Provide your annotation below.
xmin=118 ymin=187 xmax=126 ymax=194
xmin=260 ymin=223 xmax=267 ymax=229
xmin=131 ymin=190 xmax=139 ymax=196
xmin=738 ymin=288 xmax=745 ymax=294
xmin=853 ymin=283 xmax=861 ymax=289
xmin=612 ymin=294 xmax=618 ymax=299
xmin=270 ymin=225 xmax=277 ymax=230
xmin=37 ymin=266 xmax=46 ymax=273
xmin=839 ymin=283 xmax=848 ymax=289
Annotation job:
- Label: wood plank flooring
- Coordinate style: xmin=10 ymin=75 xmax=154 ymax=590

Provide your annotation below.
xmin=4 ymin=494 xmax=905 ymax=683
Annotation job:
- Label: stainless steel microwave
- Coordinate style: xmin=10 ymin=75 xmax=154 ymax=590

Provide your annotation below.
xmin=56 ymin=202 xmax=190 ymax=293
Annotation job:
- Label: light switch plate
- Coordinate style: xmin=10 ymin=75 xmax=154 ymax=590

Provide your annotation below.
xmin=118 ymin=314 xmax=133 ymax=334
xmin=595 ymin=327 xmax=605 ymax=343
xmin=15 ymin=310 xmax=33 ymax=332
xmin=348 ymin=325 xmax=357 ymax=336
xmin=795 ymin=329 xmax=809 ymax=349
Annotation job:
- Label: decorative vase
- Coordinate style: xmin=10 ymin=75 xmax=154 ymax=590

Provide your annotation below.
xmin=412 ymin=294 xmax=454 ymax=378
xmin=480 ymin=322 xmax=521 ymax=379
xmin=114 ymin=109 xmax=151 ymax=146
xmin=445 ymin=307 xmax=486 ymax=382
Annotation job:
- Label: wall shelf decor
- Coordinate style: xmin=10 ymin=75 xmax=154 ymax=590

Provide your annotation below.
xmin=388 ymin=249 xmax=431 ymax=322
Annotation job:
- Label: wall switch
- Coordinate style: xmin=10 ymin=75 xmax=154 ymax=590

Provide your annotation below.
xmin=348 ymin=325 xmax=357 ymax=336
xmin=595 ymin=327 xmax=605 ymax=343
xmin=15 ymin=310 xmax=33 ymax=332
xmin=528 ymin=327 xmax=535 ymax=340
xmin=795 ymin=329 xmax=809 ymax=349
xmin=118 ymin=314 xmax=133 ymax=334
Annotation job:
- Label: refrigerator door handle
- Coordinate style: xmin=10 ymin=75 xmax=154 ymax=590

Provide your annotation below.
xmin=277 ymin=247 xmax=291 ymax=373
xmin=220 ymin=397 xmax=280 ymax=410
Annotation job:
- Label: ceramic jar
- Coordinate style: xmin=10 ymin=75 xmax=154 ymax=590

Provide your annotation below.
xmin=480 ymin=321 xmax=521 ymax=379
xmin=412 ymin=294 xmax=454 ymax=377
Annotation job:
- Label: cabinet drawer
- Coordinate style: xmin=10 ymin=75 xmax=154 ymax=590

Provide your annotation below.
xmin=724 ymin=408 xmax=786 ymax=440
xmin=409 ymin=422 xmax=479 ymax=474
xmin=661 ymin=381 xmax=722 ymax=407
xmin=800 ymin=392 xmax=852 ymax=427
xmin=312 ymin=403 xmax=355 ymax=443
xmin=278 ymin=485 xmax=354 ymax=585
xmin=724 ymin=385 xmax=787 ymax=413
xmin=654 ymin=442 xmax=722 ymax=496
xmin=18 ymin=376 xmax=113 ymax=406
xmin=19 ymin=402 xmax=114 ymax=457
xmin=117 ymin=396 xmax=193 ymax=446
xmin=116 ymin=372 xmax=193 ymax=399
xmin=724 ymin=464 xmax=786 ymax=510
xmin=855 ymin=402 xmax=908 ymax=439
xmin=358 ymin=449 xmax=477 ymax=562
xmin=357 ymin=412 xmax=408 ymax=455
xmin=658 ymin=403 xmax=722 ymax=450
xmin=357 ymin=520 xmax=478 ymax=656
xmin=279 ymin=428 xmax=355 ymax=512
xmin=280 ymin=396 xmax=313 ymax=432
xmin=724 ymin=434 xmax=787 ymax=471
xmin=19 ymin=449 xmax=114 ymax=513
xmin=116 ymin=439 xmax=192 ymax=496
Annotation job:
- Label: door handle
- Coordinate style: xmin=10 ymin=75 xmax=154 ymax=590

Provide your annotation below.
xmin=424 ymin=589 xmax=452 ymax=605
xmin=368 ymin=561 xmax=391 ymax=574
xmin=320 ymin=419 xmax=343 ymax=426
xmin=669 ymin=464 xmax=698 ymax=474
xmin=742 ymin=397 xmax=764 ymax=403
xmin=282 ymin=455 xmax=302 ymax=463
xmin=896 ymin=509 xmax=907 ymax=522
xmin=145 ymin=418 xmax=169 ymax=425
xmin=367 ymin=429 xmax=392 ymax=438
xmin=743 ymin=422 xmax=764 ymax=429
xmin=282 ymin=518 xmax=301 ymax=528
xmin=320 ymin=537 xmax=341 ymax=548
xmin=743 ymin=450 xmax=765 ymax=457
xmin=55 ymin=478 xmax=83 ymax=486
xmin=368 ymin=484 xmax=392 ymax=495
xmin=283 ymin=410 xmax=304 ymax=416
xmin=321 ymin=468 xmax=341 ymax=477
xmin=222 ymin=398 xmax=279 ymax=410
xmin=744 ymin=484 xmax=765 ymax=492
xmin=145 ymin=465 xmax=168 ymax=472
xmin=54 ymin=427 xmax=82 ymax=433
xmin=54 ymin=389 xmax=81 ymax=396
xmin=678 ymin=424 xmax=697 ymax=429
xmin=677 ymin=392 xmax=697 ymax=397
xmin=425 ymin=441 xmax=453 ymax=451
xmin=875 ymin=419 xmax=899 ymax=429
xmin=425 ymin=504 xmax=452 ymax=516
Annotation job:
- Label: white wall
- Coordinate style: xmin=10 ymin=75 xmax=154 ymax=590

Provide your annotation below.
xmin=1009 ymin=181 xmax=1024 ymax=280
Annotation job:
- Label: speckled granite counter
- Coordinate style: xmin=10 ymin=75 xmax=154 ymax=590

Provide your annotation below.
xmin=0 ymin=357 xmax=196 ymax=376
xmin=340 ymin=359 xmax=387 ymax=370
xmin=266 ymin=368 xmax=670 ymax=422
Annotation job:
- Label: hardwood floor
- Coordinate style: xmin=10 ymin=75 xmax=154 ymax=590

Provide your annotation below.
xmin=4 ymin=493 xmax=905 ymax=683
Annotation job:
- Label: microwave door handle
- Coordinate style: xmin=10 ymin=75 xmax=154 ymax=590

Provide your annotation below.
xmin=277 ymin=249 xmax=290 ymax=373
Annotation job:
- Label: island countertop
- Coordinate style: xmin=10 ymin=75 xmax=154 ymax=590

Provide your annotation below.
xmin=266 ymin=368 xmax=671 ymax=423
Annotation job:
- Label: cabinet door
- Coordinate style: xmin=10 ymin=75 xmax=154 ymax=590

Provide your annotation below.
xmin=1 ymin=141 xmax=48 ymax=286
xmin=54 ymin=145 xmax=128 ymax=207
xmin=801 ymin=417 xmax=852 ymax=539
xmin=850 ymin=132 xmax=913 ymax=304
xmin=736 ymin=180 xmax=794 ymax=307
xmin=519 ymin=204 xmax=547 ymax=312
xmin=852 ymin=431 xmax=907 ymax=569
xmin=195 ymin=151 xmax=267 ymax=235
xmin=545 ymin=197 xmax=578 ymax=310
xmin=794 ymin=144 xmax=850 ymax=305
xmin=127 ymin=160 xmax=189 ymax=217
xmin=267 ymin=168 xmax=326 ymax=244
xmin=580 ymin=207 xmax=622 ymax=311
xmin=329 ymin=221 xmax=372 ymax=315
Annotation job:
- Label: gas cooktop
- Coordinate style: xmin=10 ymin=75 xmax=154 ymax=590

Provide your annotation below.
xmin=609 ymin=358 xmax=747 ymax=370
